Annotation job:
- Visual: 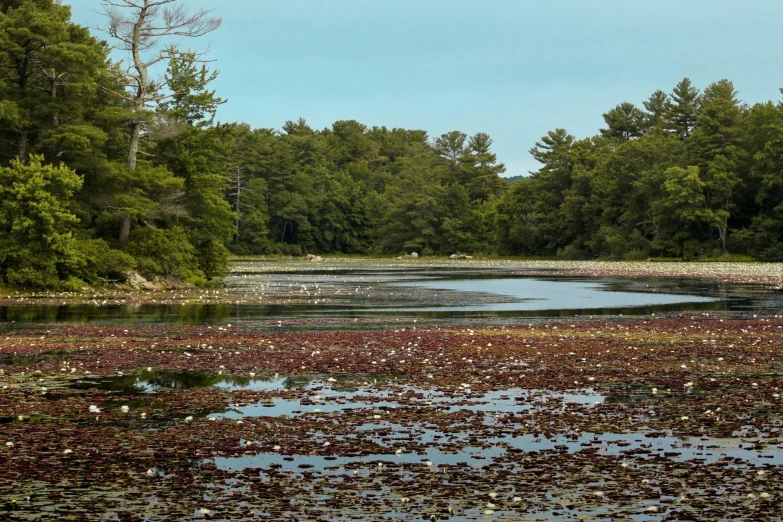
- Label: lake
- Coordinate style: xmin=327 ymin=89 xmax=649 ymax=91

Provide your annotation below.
xmin=0 ymin=263 xmax=777 ymax=329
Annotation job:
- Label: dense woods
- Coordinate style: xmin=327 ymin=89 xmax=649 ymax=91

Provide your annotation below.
xmin=2 ymin=0 xmax=783 ymax=289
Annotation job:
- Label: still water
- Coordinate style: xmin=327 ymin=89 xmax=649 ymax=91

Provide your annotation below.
xmin=0 ymin=263 xmax=778 ymax=328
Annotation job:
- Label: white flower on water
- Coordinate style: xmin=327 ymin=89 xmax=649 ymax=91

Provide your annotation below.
xmin=120 ymin=405 xmax=129 ymax=413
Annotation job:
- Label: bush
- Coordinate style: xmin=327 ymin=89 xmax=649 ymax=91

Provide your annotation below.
xmin=127 ymin=227 xmax=202 ymax=279
xmin=191 ymin=237 xmax=231 ymax=279
xmin=0 ymin=156 xmax=82 ymax=289
xmin=73 ymin=239 xmax=136 ymax=284
xmin=557 ymin=244 xmax=589 ymax=260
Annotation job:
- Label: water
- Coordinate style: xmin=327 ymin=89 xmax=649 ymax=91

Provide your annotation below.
xmin=1 ymin=264 xmax=774 ymax=329
xmin=390 ymin=277 xmax=715 ymax=311
xmin=61 ymin=370 xmax=783 ymax=472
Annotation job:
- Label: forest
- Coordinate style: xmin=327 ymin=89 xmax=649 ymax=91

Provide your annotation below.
xmin=1 ymin=0 xmax=783 ymax=289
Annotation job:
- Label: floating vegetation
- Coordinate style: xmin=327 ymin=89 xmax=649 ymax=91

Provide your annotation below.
xmin=1 ymin=261 xmax=783 ymax=519
xmin=2 ymin=313 xmax=783 ymax=519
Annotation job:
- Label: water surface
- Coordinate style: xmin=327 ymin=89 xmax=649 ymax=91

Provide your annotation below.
xmin=1 ymin=264 xmax=779 ymax=329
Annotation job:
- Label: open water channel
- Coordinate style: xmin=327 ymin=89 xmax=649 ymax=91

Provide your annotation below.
xmin=0 ymin=263 xmax=779 ymax=329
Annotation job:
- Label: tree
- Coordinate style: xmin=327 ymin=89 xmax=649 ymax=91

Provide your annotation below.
xmin=101 ymin=0 xmax=221 ymax=248
xmin=667 ymin=77 xmax=700 ymax=139
xmin=691 ymin=79 xmax=745 ymax=253
xmin=643 ymin=90 xmax=670 ymax=131
xmin=651 ymin=166 xmax=713 ymax=257
xmin=0 ymin=155 xmax=81 ymax=287
xmin=154 ymin=53 xmax=234 ymax=278
xmin=434 ymin=130 xmax=467 ymax=166
xmin=600 ymin=102 xmax=647 ymax=140
xmin=459 ymin=132 xmax=507 ymax=201
xmin=0 ymin=0 xmax=106 ymax=162
xmin=374 ymin=153 xmax=445 ymax=254
xmin=158 ymin=50 xmax=225 ymax=127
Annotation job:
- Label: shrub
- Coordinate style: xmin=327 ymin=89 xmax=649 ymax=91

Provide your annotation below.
xmin=127 ymin=227 xmax=202 ymax=279
xmin=73 ymin=239 xmax=136 ymax=284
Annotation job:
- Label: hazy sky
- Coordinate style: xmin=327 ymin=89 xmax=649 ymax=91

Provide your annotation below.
xmin=69 ymin=0 xmax=783 ymax=177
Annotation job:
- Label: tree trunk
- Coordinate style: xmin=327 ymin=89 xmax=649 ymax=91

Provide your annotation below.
xmin=16 ymin=130 xmax=28 ymax=161
xmin=118 ymin=216 xmax=131 ymax=249
xmin=50 ymin=77 xmax=60 ymax=127
xmin=118 ymin=5 xmax=148 ymax=249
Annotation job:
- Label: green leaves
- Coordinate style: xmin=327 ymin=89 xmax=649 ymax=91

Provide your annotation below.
xmin=0 ymin=156 xmax=82 ymax=287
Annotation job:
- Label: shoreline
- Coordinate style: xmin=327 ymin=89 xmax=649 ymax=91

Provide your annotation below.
xmin=0 ymin=259 xmax=781 ymax=307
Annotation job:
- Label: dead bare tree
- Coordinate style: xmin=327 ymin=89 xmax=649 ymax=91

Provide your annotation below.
xmin=100 ymin=0 xmax=221 ymax=248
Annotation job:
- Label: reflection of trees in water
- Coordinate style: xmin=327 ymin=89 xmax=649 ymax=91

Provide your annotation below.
xmin=142 ymin=370 xmax=224 ymax=390
xmin=72 ymin=373 xmax=148 ymax=394
xmin=0 ymin=350 xmax=79 ymax=366
xmin=0 ymin=303 xmax=236 ymax=326
xmin=2 ymin=305 xmax=61 ymax=323
xmin=73 ymin=370 xmax=251 ymax=393
xmin=283 ymin=375 xmax=314 ymax=389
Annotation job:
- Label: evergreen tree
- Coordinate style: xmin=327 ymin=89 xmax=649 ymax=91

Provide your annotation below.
xmin=667 ymin=77 xmax=700 ymax=139
xmin=600 ymin=102 xmax=647 ymax=140
xmin=643 ymin=90 xmax=670 ymax=131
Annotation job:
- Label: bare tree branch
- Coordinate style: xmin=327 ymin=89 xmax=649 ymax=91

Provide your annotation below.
xmin=99 ymin=0 xmax=221 ymax=248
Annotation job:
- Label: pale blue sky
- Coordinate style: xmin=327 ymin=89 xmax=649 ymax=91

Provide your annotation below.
xmin=69 ymin=0 xmax=783 ymax=177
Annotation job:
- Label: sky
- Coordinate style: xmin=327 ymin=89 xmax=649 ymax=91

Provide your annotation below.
xmin=69 ymin=0 xmax=783 ymax=178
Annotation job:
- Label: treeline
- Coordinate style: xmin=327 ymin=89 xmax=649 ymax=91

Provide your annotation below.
xmin=2 ymin=0 xmax=783 ymax=290
xmin=501 ymin=79 xmax=783 ymax=261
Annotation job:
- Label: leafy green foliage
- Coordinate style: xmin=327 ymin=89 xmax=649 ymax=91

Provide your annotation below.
xmin=0 ymin=156 xmax=81 ymax=287
xmin=127 ymin=227 xmax=200 ymax=279
xmin=5 ymin=1 xmax=783 ymax=292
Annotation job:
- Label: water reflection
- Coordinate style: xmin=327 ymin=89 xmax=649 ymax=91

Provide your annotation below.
xmin=70 ymin=370 xmax=255 ymax=393
xmin=0 ymin=265 xmax=779 ymax=329
xmin=213 ymin=428 xmax=783 ymax=473
xmin=66 ymin=371 xmax=389 ymax=394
